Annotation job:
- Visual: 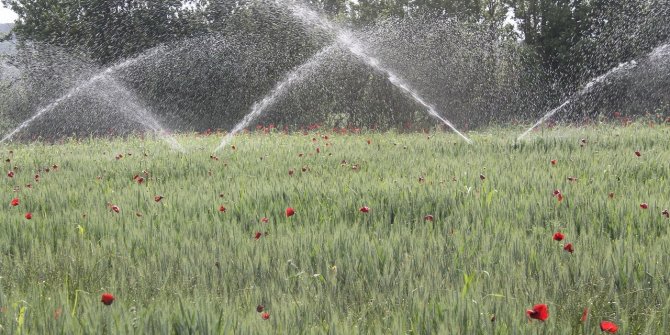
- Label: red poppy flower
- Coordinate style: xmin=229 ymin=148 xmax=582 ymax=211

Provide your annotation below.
xmin=635 ymin=151 xmax=641 ymax=157
xmin=608 ymin=192 xmax=615 ymax=199
xmin=10 ymin=198 xmax=19 ymax=207
xmin=557 ymin=193 xmax=564 ymax=202
xmin=580 ymin=308 xmax=588 ymax=322
xmin=640 ymin=203 xmax=648 ymax=209
xmin=136 ymin=177 xmax=144 ymax=184
xmin=316 ymin=147 xmax=320 ymax=154
xmin=600 ymin=320 xmax=618 ymax=333
xmin=101 ymin=293 xmax=115 ymax=305
xmin=111 ymin=205 xmax=120 ymax=213
xmin=154 ymin=195 xmax=164 ymax=202
xmin=254 ymin=231 xmax=263 ymax=240
xmin=526 ymin=304 xmax=549 ymax=321
xmin=550 ymin=159 xmax=557 ymax=166
xmin=662 ymin=209 xmax=669 ymax=218
xmin=480 ymin=174 xmax=486 ymax=180
xmin=256 ymin=305 xmax=265 ymax=313
xmin=219 ymin=205 xmax=226 ymax=212
xmin=553 ymin=189 xmax=561 ymax=196
xmin=25 ymin=212 xmax=32 ymax=220
xmin=286 ymin=207 xmax=295 ymax=217
xmin=261 ymin=312 xmax=270 ymax=320
xmin=424 ymin=215 xmax=434 ymax=221
xmin=359 ymin=206 xmax=370 ymax=213
xmin=553 ymin=232 xmax=564 ymax=241
xmin=288 ymin=169 xmax=294 ymax=176
xmin=7 ymin=170 xmax=13 ymax=178
xmin=564 ymin=243 xmax=574 ymax=253
xmin=261 ymin=217 xmax=269 ymax=223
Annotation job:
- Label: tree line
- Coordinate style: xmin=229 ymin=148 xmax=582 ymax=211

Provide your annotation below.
xmin=1 ymin=0 xmax=668 ymax=135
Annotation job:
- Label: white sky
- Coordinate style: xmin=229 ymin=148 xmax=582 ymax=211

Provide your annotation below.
xmin=0 ymin=4 xmax=18 ymax=23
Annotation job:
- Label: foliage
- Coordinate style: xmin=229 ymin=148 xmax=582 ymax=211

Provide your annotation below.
xmin=1 ymin=125 xmax=670 ymax=333
xmin=0 ymin=0 xmax=668 ymax=132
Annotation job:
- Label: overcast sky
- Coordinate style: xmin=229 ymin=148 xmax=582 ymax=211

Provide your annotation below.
xmin=0 ymin=5 xmax=18 ymax=23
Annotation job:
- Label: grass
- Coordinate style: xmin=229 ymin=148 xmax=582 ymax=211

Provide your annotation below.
xmin=1 ymin=124 xmax=669 ymax=334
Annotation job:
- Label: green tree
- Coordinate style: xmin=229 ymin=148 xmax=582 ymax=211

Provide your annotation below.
xmin=2 ymin=0 xmax=205 ymax=64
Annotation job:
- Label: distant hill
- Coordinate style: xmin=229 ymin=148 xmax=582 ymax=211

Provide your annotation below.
xmin=0 ymin=23 xmax=13 ymax=34
xmin=0 ymin=23 xmax=15 ymax=55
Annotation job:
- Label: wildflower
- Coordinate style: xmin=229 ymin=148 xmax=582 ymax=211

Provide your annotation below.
xmin=640 ymin=203 xmax=648 ymax=209
xmin=219 ymin=205 xmax=226 ymax=212
xmin=286 ymin=207 xmax=295 ymax=217
xmin=101 ymin=293 xmax=115 ymax=305
xmin=257 ymin=305 xmax=265 ymax=313
xmin=424 ymin=215 xmax=434 ymax=221
xmin=564 ymin=243 xmax=574 ymax=253
xmin=553 ymin=232 xmax=564 ymax=241
xmin=580 ymin=308 xmax=588 ymax=322
xmin=154 ymin=195 xmax=164 ymax=202
xmin=10 ymin=198 xmax=19 ymax=206
xmin=261 ymin=312 xmax=270 ymax=320
xmin=600 ymin=321 xmax=618 ymax=333
xmin=25 ymin=212 xmax=32 ymax=220
xmin=359 ymin=206 xmax=370 ymax=213
xmin=526 ymin=304 xmax=549 ymax=321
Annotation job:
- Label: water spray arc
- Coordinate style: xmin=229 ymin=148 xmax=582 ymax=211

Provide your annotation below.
xmin=281 ymin=1 xmax=472 ymax=144
xmin=218 ymin=0 xmax=471 ymax=147
xmin=103 ymin=77 xmax=184 ymax=151
xmin=0 ymin=45 xmax=182 ymax=151
xmin=215 ymin=45 xmax=337 ymax=152
xmin=518 ymin=42 xmax=670 ymax=141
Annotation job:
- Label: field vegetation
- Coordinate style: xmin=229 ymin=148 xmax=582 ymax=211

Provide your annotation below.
xmin=1 ymin=124 xmax=669 ymax=334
